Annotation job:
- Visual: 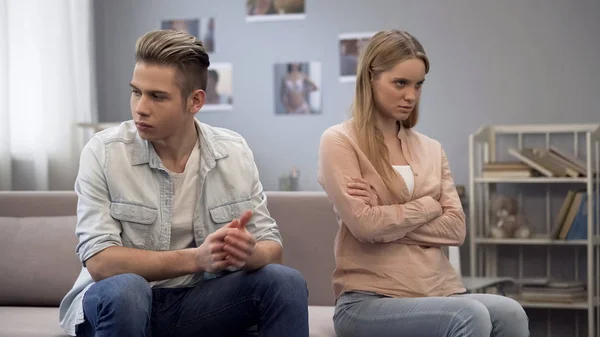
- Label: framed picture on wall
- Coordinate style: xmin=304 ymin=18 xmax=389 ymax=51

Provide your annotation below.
xmin=202 ymin=62 xmax=233 ymax=112
xmin=161 ymin=19 xmax=200 ymax=39
xmin=199 ymin=18 xmax=215 ymax=53
xmin=246 ymin=0 xmax=306 ymax=22
xmin=274 ymin=61 xmax=321 ymax=115
xmin=162 ymin=18 xmax=215 ymax=53
xmin=338 ymin=32 xmax=375 ymax=83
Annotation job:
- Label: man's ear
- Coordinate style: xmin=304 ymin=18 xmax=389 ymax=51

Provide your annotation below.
xmin=189 ymin=89 xmax=205 ymax=113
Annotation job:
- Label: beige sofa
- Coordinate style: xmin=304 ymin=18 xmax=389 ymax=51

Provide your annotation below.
xmin=0 ymin=191 xmax=338 ymax=337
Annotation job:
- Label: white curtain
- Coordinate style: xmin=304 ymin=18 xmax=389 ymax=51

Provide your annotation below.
xmin=0 ymin=0 xmax=96 ymax=191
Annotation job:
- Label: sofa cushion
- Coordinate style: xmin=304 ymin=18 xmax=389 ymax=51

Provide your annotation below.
xmin=0 ymin=216 xmax=81 ymax=306
xmin=0 ymin=306 xmax=336 ymax=337
xmin=0 ymin=307 xmax=67 ymax=337
xmin=308 ymin=306 xmax=336 ymax=337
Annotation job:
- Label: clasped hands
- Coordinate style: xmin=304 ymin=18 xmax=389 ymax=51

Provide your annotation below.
xmin=195 ymin=210 xmax=256 ymax=273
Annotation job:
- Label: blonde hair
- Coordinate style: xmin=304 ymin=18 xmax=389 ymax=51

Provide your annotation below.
xmin=352 ymin=30 xmax=429 ymax=195
xmin=135 ymin=30 xmax=210 ymax=99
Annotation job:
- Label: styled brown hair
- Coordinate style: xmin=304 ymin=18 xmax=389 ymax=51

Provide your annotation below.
xmin=135 ymin=30 xmax=210 ymax=99
xmin=352 ymin=30 xmax=430 ymax=194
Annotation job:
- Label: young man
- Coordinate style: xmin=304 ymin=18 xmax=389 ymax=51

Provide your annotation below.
xmin=58 ymin=30 xmax=309 ymax=337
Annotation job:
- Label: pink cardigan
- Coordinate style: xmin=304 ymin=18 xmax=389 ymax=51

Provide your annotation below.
xmin=318 ymin=120 xmax=467 ymax=299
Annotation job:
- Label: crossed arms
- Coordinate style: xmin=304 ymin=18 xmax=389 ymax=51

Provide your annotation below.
xmin=317 ymin=129 xmax=466 ymax=246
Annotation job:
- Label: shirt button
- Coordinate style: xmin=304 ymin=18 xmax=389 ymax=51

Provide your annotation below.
xmin=196 ymin=230 xmax=202 ymax=235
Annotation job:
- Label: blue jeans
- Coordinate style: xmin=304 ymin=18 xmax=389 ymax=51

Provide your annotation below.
xmin=333 ymin=291 xmax=529 ymax=337
xmin=77 ymin=264 xmax=309 ymax=337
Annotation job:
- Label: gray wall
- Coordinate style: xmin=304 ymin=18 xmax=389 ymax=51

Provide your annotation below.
xmin=94 ymin=0 xmax=600 ymax=193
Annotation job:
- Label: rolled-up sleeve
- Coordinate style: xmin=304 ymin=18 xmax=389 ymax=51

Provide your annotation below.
xmin=241 ymin=139 xmax=282 ymax=246
xmin=74 ymin=136 xmax=123 ymax=265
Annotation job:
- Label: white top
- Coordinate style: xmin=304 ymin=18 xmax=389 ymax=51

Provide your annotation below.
xmin=153 ymin=139 xmax=200 ymax=288
xmin=393 ymin=165 xmax=414 ymax=196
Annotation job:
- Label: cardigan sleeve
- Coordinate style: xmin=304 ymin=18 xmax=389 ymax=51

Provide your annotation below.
xmin=318 ymin=128 xmax=442 ymax=243
xmin=398 ymin=149 xmax=466 ymax=246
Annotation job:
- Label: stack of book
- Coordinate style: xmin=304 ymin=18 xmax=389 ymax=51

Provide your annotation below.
xmin=519 ymin=279 xmax=587 ymax=303
xmin=482 ymin=162 xmax=537 ymax=178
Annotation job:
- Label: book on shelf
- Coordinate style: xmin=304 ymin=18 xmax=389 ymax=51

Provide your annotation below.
xmin=549 ymin=146 xmax=589 ymax=175
xmin=483 ymin=162 xmax=530 ymax=170
xmin=506 ymin=147 xmax=593 ymax=178
xmin=519 ymin=279 xmax=587 ymax=303
xmin=508 ymin=148 xmax=555 ymax=177
xmin=551 ymin=190 xmax=597 ymax=240
xmin=550 ymin=190 xmax=577 ymax=239
xmin=532 ymin=148 xmax=581 ymax=178
xmin=481 ymin=162 xmax=538 ymax=178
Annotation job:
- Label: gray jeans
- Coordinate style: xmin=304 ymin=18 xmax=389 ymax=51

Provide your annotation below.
xmin=333 ymin=291 xmax=529 ymax=337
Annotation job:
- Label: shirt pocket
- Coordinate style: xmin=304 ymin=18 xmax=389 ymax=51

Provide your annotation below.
xmin=208 ymin=199 xmax=253 ymax=225
xmin=110 ymin=202 xmax=158 ymax=248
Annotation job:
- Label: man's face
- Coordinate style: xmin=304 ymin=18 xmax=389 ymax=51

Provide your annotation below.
xmin=129 ymin=62 xmax=191 ymax=141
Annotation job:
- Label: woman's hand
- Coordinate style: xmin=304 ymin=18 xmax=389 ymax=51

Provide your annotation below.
xmin=347 ymin=177 xmax=378 ymax=206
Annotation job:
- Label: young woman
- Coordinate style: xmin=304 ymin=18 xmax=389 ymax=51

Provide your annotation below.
xmin=318 ymin=30 xmax=529 ymax=337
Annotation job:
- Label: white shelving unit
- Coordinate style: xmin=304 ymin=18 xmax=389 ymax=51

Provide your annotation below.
xmin=468 ymin=123 xmax=600 ymax=337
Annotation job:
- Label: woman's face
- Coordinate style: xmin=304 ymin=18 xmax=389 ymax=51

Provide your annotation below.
xmin=371 ymin=58 xmax=426 ymax=122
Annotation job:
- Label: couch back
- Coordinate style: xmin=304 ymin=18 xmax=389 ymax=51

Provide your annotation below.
xmin=264 ymin=192 xmax=338 ymax=306
xmin=0 ymin=191 xmax=338 ymax=307
xmin=0 ymin=191 xmax=80 ymax=306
